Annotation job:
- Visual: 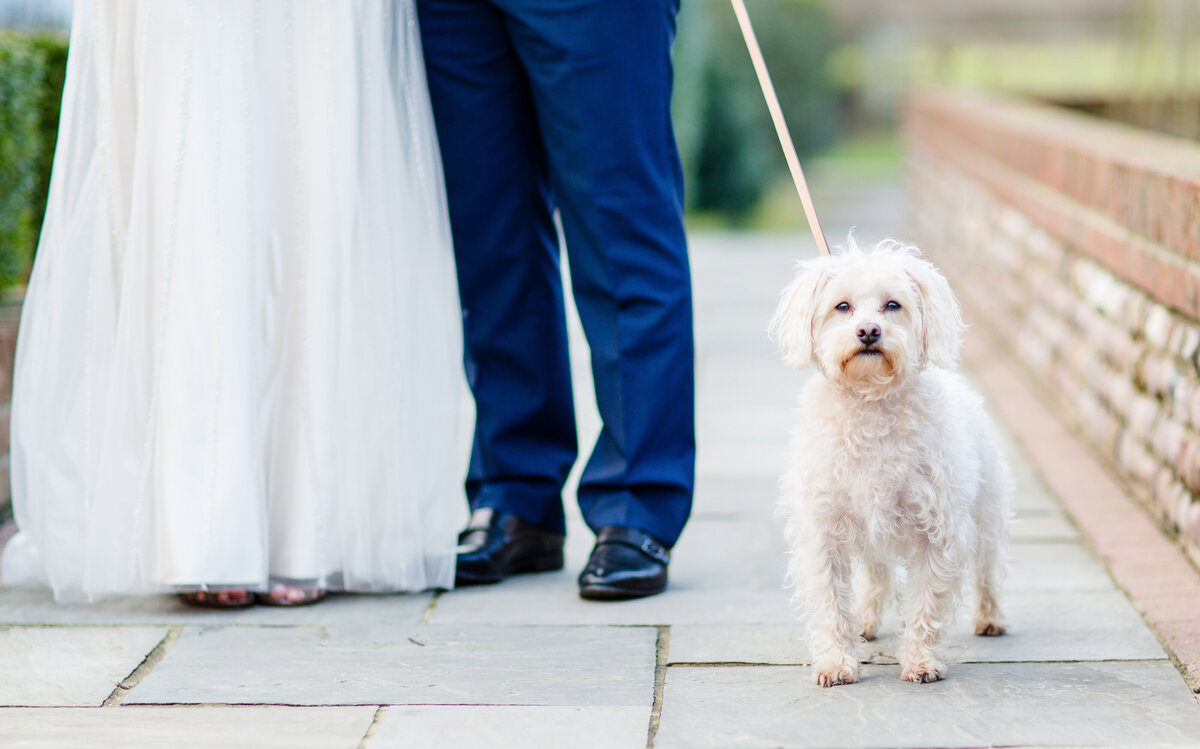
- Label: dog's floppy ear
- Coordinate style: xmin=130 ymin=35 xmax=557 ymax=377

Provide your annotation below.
xmin=903 ymin=254 xmax=963 ymax=368
xmin=769 ymin=256 xmax=832 ymax=369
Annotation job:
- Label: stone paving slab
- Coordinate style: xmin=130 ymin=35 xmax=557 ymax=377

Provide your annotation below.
xmin=871 ymin=588 xmax=1165 ymax=664
xmin=1005 ymin=542 xmax=1116 ymax=591
xmin=0 ymin=587 xmax=432 ymax=627
xmin=693 ymin=454 xmax=1068 ymax=527
xmin=656 ymin=661 xmax=1200 ymax=748
xmin=670 ymin=518 xmax=789 ymax=592
xmin=557 ymin=515 xmax=787 ymax=593
xmin=668 ymin=624 xmax=807 ymax=665
xmin=694 ymin=439 xmax=789 ymax=481
xmin=1008 ymin=468 xmax=1064 ymax=513
xmin=695 ymin=318 xmax=781 ymax=362
xmin=370 ymin=705 xmax=649 ymax=748
xmin=696 ymin=358 xmax=803 ymax=407
xmin=667 ymin=587 xmax=1166 ymax=666
xmin=691 ymin=477 xmax=780 ymax=517
xmin=128 ymin=624 xmax=656 ymax=707
xmin=697 ymin=408 xmax=793 ymax=453
xmin=431 ymin=574 xmax=793 ymax=627
xmin=434 ymin=583 xmax=796 ymax=628
xmin=432 ymin=512 xmax=793 ymax=626
xmin=0 ymin=626 xmax=166 ymax=706
xmin=696 ymin=348 xmax=797 ymax=378
xmin=1009 ymin=512 xmax=1079 ymax=541
xmin=0 ymin=706 xmax=376 ymax=748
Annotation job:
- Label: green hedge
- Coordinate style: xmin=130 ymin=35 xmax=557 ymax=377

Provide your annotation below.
xmin=675 ymin=0 xmax=839 ymax=223
xmin=28 ymin=33 xmax=69 ymax=256
xmin=0 ymin=31 xmax=67 ymax=290
xmin=0 ymin=33 xmax=44 ymax=287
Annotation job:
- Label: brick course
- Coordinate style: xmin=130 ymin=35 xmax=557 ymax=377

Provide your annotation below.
xmin=907 ymin=90 xmax=1200 ymax=570
xmin=0 ymin=306 xmax=18 ymax=519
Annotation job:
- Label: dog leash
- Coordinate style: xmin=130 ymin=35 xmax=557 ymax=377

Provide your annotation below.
xmin=729 ymin=0 xmax=831 ymax=256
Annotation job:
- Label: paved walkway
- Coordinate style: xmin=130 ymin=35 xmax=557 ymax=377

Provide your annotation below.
xmin=2 ymin=224 xmax=1200 ymax=747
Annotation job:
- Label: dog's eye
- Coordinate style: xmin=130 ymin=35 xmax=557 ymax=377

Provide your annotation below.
xmin=884 ymin=300 xmax=902 ymax=311
xmin=835 ymin=302 xmax=851 ymax=312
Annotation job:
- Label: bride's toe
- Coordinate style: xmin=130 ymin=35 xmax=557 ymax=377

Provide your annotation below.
xmin=257 ymin=581 xmax=327 ymax=607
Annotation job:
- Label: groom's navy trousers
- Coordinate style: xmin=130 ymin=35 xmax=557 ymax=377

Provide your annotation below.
xmin=417 ymin=0 xmax=694 ymax=546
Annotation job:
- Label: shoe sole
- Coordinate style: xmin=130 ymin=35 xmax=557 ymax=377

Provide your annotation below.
xmin=578 ymin=582 xmax=666 ymax=601
xmin=454 ymin=553 xmax=564 ymax=586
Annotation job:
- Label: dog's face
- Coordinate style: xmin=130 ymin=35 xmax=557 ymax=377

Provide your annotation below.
xmin=769 ymin=240 xmax=963 ymax=397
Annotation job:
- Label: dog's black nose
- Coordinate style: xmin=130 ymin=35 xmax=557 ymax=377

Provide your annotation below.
xmin=857 ymin=323 xmax=881 ymax=345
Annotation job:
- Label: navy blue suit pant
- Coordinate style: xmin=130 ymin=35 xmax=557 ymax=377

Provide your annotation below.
xmin=417 ymin=0 xmax=694 ymax=546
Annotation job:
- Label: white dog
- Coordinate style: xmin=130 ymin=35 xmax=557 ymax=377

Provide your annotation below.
xmin=769 ymin=239 xmax=1010 ymax=687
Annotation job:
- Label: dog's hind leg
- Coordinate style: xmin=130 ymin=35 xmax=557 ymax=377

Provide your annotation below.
xmin=972 ymin=488 xmax=1008 ymax=636
xmin=972 ymin=552 xmax=1006 ymax=636
xmin=857 ymin=560 xmax=890 ymax=641
xmin=972 ymin=446 xmax=1010 ymax=636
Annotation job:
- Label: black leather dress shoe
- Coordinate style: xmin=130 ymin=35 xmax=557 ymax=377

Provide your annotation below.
xmin=455 ymin=508 xmax=565 ymax=586
xmin=578 ymin=526 xmax=670 ymax=601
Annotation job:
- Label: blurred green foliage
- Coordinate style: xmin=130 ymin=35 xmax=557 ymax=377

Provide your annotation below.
xmin=0 ymin=31 xmax=66 ymax=290
xmin=28 ymin=32 xmax=69 ymax=255
xmin=675 ymin=0 xmax=840 ymax=224
xmin=0 ymin=32 xmax=45 ymax=287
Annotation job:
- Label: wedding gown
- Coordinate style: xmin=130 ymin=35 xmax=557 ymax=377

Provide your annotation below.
xmin=1 ymin=0 xmax=466 ymax=601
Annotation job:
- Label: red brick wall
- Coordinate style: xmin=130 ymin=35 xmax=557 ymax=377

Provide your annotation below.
xmin=0 ymin=306 xmax=17 ymax=520
xmin=906 ymin=90 xmax=1200 ymax=567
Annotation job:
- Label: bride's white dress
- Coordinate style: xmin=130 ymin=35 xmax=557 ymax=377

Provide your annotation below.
xmin=1 ymin=0 xmax=466 ymax=601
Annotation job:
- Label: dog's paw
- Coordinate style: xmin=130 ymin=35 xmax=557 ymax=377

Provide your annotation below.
xmin=900 ymin=660 xmax=946 ymax=684
xmin=860 ymin=617 xmax=879 ymax=642
xmin=973 ymin=619 xmax=1006 ymax=637
xmin=812 ymin=659 xmax=859 ymax=688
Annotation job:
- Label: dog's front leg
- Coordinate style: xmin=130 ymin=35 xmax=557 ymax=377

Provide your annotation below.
xmin=798 ymin=540 xmax=861 ymax=687
xmin=899 ymin=546 xmax=962 ymax=684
